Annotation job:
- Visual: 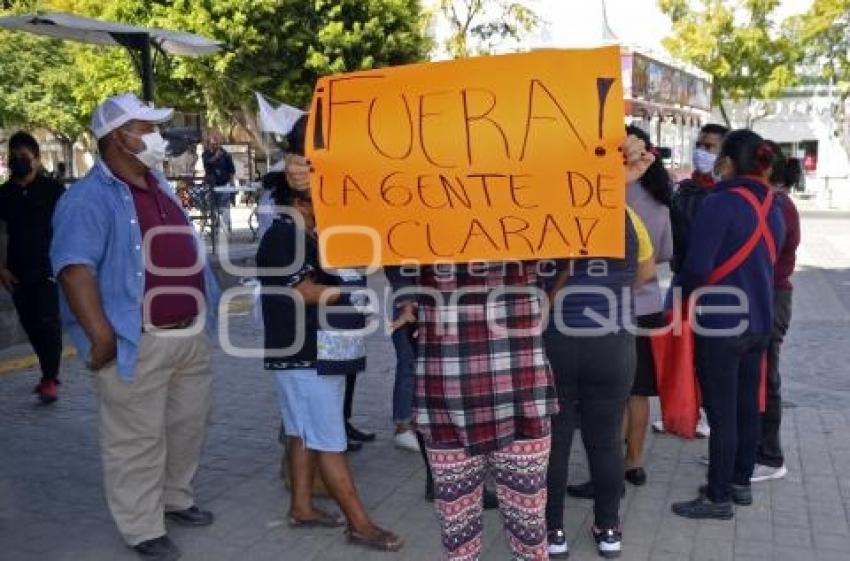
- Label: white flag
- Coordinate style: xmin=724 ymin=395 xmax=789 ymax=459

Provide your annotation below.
xmin=255 ymin=93 xmax=305 ymax=135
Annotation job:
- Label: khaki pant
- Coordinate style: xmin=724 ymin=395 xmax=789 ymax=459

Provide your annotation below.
xmin=94 ymin=331 xmax=212 ymax=546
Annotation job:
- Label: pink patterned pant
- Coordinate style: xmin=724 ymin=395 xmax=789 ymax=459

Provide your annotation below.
xmin=426 ymin=435 xmax=550 ymax=561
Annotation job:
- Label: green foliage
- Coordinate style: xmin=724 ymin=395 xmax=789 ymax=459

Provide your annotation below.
xmin=0 ymin=0 xmax=430 ymax=142
xmin=658 ymin=0 xmax=799 ymax=125
xmin=788 ymin=0 xmax=850 ymax=92
xmin=0 ymin=0 xmax=88 ymax=138
xmin=438 ymin=0 xmax=539 ymax=58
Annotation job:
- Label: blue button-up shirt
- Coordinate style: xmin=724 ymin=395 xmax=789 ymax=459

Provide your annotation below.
xmin=50 ymin=161 xmax=220 ymax=380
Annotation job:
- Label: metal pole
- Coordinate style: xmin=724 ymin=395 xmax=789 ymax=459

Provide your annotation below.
xmin=110 ymin=32 xmax=155 ymax=103
xmin=140 ymin=36 xmax=154 ymax=103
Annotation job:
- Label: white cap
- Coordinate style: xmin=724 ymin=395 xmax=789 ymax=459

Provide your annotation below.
xmin=90 ymin=93 xmax=174 ymax=139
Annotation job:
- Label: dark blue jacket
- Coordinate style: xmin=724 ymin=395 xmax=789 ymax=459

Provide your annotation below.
xmin=678 ymin=177 xmax=785 ymax=334
xmin=549 ymin=209 xmax=640 ymax=331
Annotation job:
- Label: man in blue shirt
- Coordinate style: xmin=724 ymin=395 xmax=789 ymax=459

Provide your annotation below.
xmin=51 ymin=93 xmax=220 ymax=561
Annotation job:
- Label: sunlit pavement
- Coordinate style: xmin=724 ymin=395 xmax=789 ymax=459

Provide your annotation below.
xmin=1 ymin=210 xmax=849 ymax=561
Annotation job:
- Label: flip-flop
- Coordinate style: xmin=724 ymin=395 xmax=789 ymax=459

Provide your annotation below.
xmin=288 ymin=509 xmax=345 ymax=528
xmin=346 ymin=527 xmax=404 ymax=552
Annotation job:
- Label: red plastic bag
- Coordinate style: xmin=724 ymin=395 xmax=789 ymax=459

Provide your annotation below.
xmin=649 ymin=306 xmax=701 ymax=439
xmin=650 ymin=306 xmax=770 ymax=438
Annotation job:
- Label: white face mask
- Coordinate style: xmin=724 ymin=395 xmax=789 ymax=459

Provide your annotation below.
xmin=693 ymin=147 xmax=717 ymax=174
xmin=125 ymin=130 xmax=169 ymax=169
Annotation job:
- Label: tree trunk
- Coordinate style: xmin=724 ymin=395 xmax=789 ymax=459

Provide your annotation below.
xmin=718 ymin=100 xmax=732 ymax=128
xmin=59 ymin=137 xmax=74 ymax=178
xmin=229 ymin=106 xmax=268 ymax=157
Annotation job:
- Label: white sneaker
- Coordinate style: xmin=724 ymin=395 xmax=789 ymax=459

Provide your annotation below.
xmin=696 ymin=415 xmax=711 ymax=438
xmin=651 ymin=420 xmax=665 ymax=433
xmin=751 ymin=464 xmax=788 ymax=483
xmin=394 ymin=430 xmax=420 ymax=452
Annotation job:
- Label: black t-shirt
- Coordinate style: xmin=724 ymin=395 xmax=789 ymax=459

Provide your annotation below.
xmin=201 ymin=148 xmax=235 ymax=186
xmin=0 ymin=173 xmax=65 ymax=282
xmin=257 ymin=216 xmax=336 ymax=369
xmin=671 ymin=179 xmax=712 ymax=273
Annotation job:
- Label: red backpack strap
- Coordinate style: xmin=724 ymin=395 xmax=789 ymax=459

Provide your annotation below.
xmin=706 ymin=187 xmax=777 ymax=286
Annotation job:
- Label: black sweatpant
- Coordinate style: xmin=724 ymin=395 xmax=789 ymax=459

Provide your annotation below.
xmin=696 ymin=333 xmax=770 ymax=502
xmin=757 ymin=289 xmax=791 ymax=468
xmin=11 ymin=278 xmax=62 ymax=380
xmin=545 ymin=330 xmax=636 ymax=530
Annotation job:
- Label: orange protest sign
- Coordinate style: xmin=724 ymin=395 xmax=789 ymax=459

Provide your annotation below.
xmin=307 ymin=46 xmax=626 ymax=268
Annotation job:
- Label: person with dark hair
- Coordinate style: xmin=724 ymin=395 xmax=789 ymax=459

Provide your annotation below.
xmin=279 ymin=114 xmax=375 ymax=448
xmin=202 ymin=133 xmax=236 ymax=235
xmin=0 ymin=131 xmax=66 ymax=403
xmin=54 ymin=162 xmax=68 ymax=181
xmin=671 ymin=129 xmax=785 ymax=520
xmin=565 ymin=126 xmax=672 ymax=500
xmin=546 ymin=135 xmax=658 ymax=559
xmin=623 ymin=125 xmax=674 ymax=485
xmin=750 ymin=141 xmax=800 ymax=483
xmin=257 ymin=168 xmax=403 ymax=553
xmin=655 ymin=123 xmax=730 ymax=437
xmin=381 ymin=150 xmax=659 ymax=561
xmin=784 ymin=157 xmax=805 ymax=193
xmin=671 ymin=123 xmax=730 ymax=272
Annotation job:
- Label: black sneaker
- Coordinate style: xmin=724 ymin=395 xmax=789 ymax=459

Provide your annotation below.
xmin=625 ymin=468 xmax=647 ymax=486
xmin=165 ymin=506 xmax=214 ymax=527
xmin=345 ymin=422 xmax=376 ymax=442
xmin=547 ymin=529 xmax=569 ymax=558
xmin=698 ymin=484 xmax=752 ymax=506
xmin=671 ymin=495 xmax=733 ymax=520
xmin=131 ymin=535 xmax=181 ymax=561
xmin=591 ymin=526 xmax=622 ymax=558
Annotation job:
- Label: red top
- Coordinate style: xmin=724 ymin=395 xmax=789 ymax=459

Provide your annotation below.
xmin=691 ymin=171 xmax=715 ymax=189
xmin=774 ymin=189 xmax=800 ymax=290
xmin=125 ymin=172 xmax=205 ymax=327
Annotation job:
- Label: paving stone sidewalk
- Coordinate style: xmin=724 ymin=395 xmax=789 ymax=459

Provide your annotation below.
xmin=1 ymin=213 xmax=849 ymax=561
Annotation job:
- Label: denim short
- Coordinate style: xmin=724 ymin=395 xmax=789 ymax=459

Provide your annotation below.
xmin=274 ymin=369 xmax=346 ymax=453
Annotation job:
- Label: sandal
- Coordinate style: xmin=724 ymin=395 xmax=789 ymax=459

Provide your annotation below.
xmin=346 ymin=526 xmax=404 ymax=552
xmin=288 ymin=509 xmax=345 ymax=528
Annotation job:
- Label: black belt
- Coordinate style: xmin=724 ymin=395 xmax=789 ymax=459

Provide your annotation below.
xmin=143 ymin=316 xmax=197 ymax=332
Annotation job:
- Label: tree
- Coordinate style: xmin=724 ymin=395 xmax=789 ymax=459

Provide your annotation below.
xmin=788 ymin=0 xmax=850 ymax=151
xmin=144 ymin=0 xmax=431 ymax=145
xmin=437 ymin=0 xmax=539 ymax=58
xmin=1 ymin=0 xmax=431 ymax=150
xmin=0 ymin=1 xmax=91 ymax=166
xmin=790 ymin=0 xmax=850 ymax=90
xmin=658 ymin=0 xmax=799 ymax=127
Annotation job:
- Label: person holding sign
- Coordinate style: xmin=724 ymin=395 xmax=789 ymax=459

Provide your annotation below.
xmin=303 ymin=47 xmax=638 ymax=560
xmin=543 ymin=134 xmax=657 ymax=560
xmin=256 ymin=126 xmax=402 ymax=552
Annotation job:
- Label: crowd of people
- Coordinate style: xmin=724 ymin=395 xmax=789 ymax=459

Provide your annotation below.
xmin=0 ymin=90 xmax=802 ymax=561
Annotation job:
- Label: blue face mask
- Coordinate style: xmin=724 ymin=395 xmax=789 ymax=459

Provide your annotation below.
xmin=693 ymin=148 xmax=717 ymax=174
